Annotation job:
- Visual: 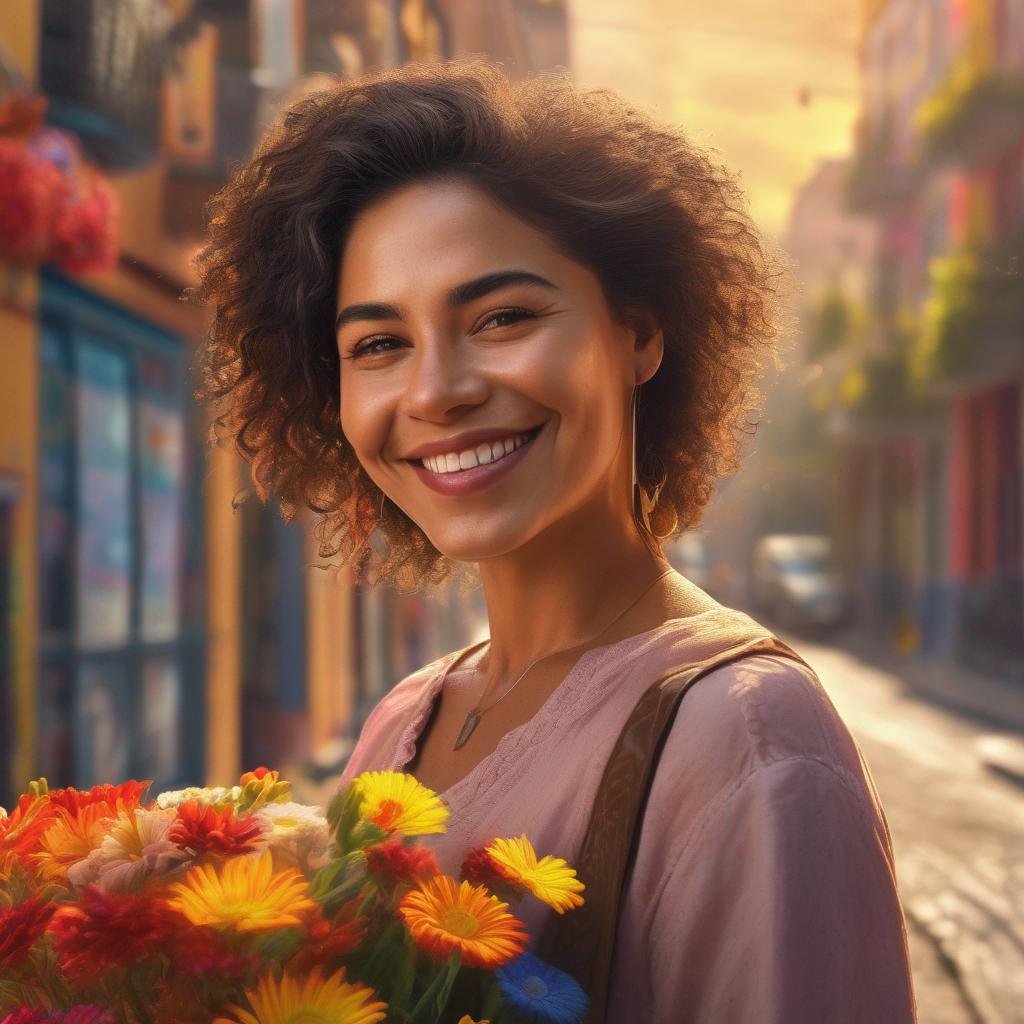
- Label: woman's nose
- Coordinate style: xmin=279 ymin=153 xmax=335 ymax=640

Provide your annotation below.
xmin=400 ymin=335 xmax=489 ymax=421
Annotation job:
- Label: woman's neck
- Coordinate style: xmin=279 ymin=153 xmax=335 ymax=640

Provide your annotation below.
xmin=473 ymin=499 xmax=717 ymax=680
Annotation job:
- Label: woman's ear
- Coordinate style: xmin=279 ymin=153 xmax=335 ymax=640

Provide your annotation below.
xmin=630 ymin=309 xmax=664 ymax=387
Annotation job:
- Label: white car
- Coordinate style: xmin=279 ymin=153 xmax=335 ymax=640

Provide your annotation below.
xmin=750 ymin=534 xmax=848 ymax=631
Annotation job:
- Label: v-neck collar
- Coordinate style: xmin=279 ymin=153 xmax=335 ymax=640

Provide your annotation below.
xmin=392 ymin=609 xmax=725 ymax=802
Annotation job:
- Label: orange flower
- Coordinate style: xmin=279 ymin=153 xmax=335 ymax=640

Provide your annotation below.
xmin=33 ymin=803 xmax=116 ymax=881
xmin=398 ymin=875 xmax=527 ymax=969
xmin=0 ymin=793 xmax=59 ymax=878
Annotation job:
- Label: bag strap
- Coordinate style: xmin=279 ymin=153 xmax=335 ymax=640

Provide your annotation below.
xmin=533 ymin=632 xmax=812 ymax=1022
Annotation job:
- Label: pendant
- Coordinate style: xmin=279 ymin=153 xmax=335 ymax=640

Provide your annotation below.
xmin=453 ymin=710 xmax=482 ymax=751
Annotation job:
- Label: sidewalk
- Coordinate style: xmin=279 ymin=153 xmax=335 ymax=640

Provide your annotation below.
xmin=835 ymin=626 xmax=1024 ymax=788
xmin=833 ymin=626 xmax=1024 ymax=732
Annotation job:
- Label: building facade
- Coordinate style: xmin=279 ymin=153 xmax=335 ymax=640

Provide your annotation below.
xmin=0 ymin=0 xmax=569 ymax=806
xmin=822 ymin=0 xmax=1023 ymax=676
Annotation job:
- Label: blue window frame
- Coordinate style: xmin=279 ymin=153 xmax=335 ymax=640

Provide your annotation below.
xmin=38 ymin=271 xmax=205 ymax=792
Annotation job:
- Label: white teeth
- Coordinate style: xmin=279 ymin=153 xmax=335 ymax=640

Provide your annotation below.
xmin=422 ymin=430 xmax=534 ymax=475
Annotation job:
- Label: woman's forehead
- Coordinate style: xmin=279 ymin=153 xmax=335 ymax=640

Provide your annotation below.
xmin=337 ymin=180 xmax=571 ymax=306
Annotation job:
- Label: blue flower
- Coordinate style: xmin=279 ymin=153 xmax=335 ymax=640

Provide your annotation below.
xmin=495 ymin=952 xmax=590 ymax=1024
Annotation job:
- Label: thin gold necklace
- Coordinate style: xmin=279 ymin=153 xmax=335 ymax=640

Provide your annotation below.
xmin=449 ymin=565 xmax=676 ymax=751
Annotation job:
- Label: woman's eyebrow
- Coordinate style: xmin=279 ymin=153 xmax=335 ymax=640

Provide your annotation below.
xmin=334 ymin=269 xmax=559 ymax=332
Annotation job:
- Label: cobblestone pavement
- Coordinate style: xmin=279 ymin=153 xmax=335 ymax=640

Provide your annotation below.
xmin=784 ymin=631 xmax=1024 ymax=1024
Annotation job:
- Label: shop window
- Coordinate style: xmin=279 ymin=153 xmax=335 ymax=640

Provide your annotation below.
xmin=38 ymin=272 xmax=202 ymax=791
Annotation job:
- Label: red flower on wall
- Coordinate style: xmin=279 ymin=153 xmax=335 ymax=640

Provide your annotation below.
xmin=0 ymin=90 xmax=119 ymax=275
xmin=0 ymin=139 xmax=65 ymax=264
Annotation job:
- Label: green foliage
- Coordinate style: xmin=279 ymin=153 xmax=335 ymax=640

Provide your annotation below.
xmin=916 ymin=66 xmax=1024 ymax=162
xmin=807 ymin=287 xmax=853 ymax=360
xmin=911 ymin=238 xmax=1024 ymax=384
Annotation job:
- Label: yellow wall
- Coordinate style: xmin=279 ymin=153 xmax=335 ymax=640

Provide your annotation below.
xmin=0 ymin=3 xmax=38 ymax=82
xmin=306 ymin=535 xmax=357 ymax=754
xmin=0 ymin=1 xmax=40 ymax=792
xmin=204 ymin=434 xmax=243 ymax=786
xmin=0 ymin=276 xmax=39 ymax=792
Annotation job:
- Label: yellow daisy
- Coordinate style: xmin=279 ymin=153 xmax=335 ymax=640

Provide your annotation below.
xmin=485 ymin=835 xmax=586 ymax=914
xmin=352 ymin=771 xmax=449 ymax=836
xmin=398 ymin=874 xmax=527 ymax=969
xmin=213 ymin=968 xmax=388 ymax=1024
xmin=458 ymin=1018 xmax=491 ymax=1024
xmin=167 ymin=848 xmax=315 ymax=932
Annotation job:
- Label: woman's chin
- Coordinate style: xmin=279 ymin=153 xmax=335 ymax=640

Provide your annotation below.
xmin=423 ymin=518 xmax=537 ymax=563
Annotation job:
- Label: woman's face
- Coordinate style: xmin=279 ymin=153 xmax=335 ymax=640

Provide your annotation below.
xmin=335 ymin=177 xmax=659 ymax=562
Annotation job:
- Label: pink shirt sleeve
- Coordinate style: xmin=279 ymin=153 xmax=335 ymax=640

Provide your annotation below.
xmin=646 ymin=754 xmax=918 ymax=1022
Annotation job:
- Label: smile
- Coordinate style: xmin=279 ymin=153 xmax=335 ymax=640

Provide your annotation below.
xmin=407 ymin=422 xmax=545 ymax=496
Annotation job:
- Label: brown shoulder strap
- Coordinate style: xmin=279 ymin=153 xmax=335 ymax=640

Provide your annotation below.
xmin=533 ymin=633 xmax=811 ymax=1022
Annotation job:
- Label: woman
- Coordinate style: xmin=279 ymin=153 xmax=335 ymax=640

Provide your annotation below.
xmin=195 ymin=59 xmax=917 ymax=1022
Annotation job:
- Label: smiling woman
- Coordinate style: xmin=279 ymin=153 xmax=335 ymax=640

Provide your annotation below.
xmin=192 ymin=57 xmax=783 ymax=594
xmin=192 ymin=58 xmax=917 ymax=1024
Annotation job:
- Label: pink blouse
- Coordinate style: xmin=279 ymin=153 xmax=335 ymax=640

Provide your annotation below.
xmin=337 ymin=606 xmax=918 ymax=1022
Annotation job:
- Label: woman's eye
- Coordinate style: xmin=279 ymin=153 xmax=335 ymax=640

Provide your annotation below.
xmin=346 ymin=308 xmax=535 ymax=360
xmin=348 ymin=336 xmax=401 ymax=359
xmin=478 ymin=307 xmax=535 ymax=331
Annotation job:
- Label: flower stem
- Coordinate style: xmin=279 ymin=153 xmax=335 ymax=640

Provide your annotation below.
xmin=409 ymin=950 xmax=462 ymax=1024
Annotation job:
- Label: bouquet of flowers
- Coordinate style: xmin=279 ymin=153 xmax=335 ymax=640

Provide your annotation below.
xmin=0 ymin=767 xmax=589 ymax=1024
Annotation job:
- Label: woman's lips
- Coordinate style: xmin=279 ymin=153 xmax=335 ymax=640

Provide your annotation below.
xmin=407 ymin=423 xmax=544 ymax=496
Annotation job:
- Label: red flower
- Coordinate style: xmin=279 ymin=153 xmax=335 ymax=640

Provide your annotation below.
xmin=0 ymin=896 xmax=55 ymax=969
xmin=167 ymin=800 xmax=265 ymax=855
xmin=47 ymin=172 xmax=118 ymax=275
xmin=365 ymin=837 xmax=441 ymax=884
xmin=46 ymin=781 xmax=149 ymax=818
xmin=172 ymin=925 xmax=259 ymax=977
xmin=240 ymin=766 xmax=273 ymax=784
xmin=460 ymin=845 xmax=517 ymax=888
xmin=48 ymin=886 xmax=187 ymax=984
xmin=1 ymin=1010 xmax=116 ymax=1024
xmin=1 ymin=1010 xmax=47 ymax=1024
xmin=50 ymin=1010 xmax=115 ymax=1024
xmin=290 ymin=898 xmax=367 ymax=973
xmin=0 ymin=140 xmax=64 ymax=265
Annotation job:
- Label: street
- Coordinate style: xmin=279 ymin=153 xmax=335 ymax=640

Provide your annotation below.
xmin=783 ymin=631 xmax=1024 ymax=1024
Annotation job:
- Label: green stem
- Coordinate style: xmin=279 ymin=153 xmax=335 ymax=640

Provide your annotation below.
xmin=480 ymin=978 xmax=506 ymax=1020
xmin=409 ymin=950 xmax=461 ymax=1024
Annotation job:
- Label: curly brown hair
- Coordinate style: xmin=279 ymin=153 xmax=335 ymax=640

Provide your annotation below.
xmin=192 ymin=57 xmax=789 ymax=596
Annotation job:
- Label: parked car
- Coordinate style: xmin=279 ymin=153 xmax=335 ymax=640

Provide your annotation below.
xmin=750 ymin=534 xmax=848 ymax=631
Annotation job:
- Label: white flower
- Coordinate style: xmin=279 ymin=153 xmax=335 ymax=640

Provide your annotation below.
xmin=254 ymin=801 xmax=331 ymax=870
xmin=155 ymin=785 xmax=242 ymax=810
xmin=66 ymin=807 xmax=190 ymax=891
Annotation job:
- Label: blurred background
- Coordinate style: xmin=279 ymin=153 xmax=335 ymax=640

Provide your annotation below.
xmin=0 ymin=1 xmax=1021 ymax=1019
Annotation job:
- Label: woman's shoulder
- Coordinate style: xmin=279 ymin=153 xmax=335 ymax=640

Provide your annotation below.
xmin=642 ymin=635 xmax=880 ymax=842
xmin=622 ymin=640 xmax=889 ymax=901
